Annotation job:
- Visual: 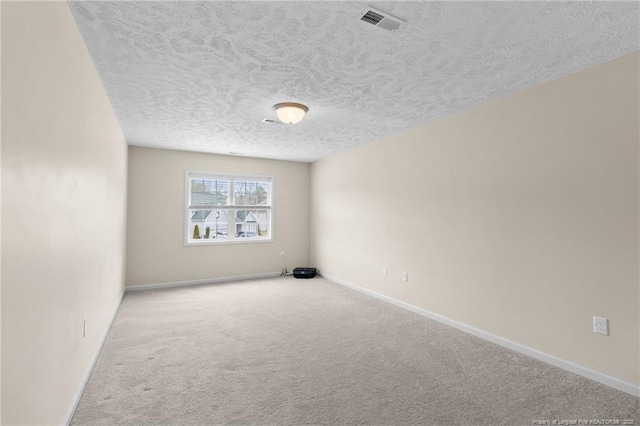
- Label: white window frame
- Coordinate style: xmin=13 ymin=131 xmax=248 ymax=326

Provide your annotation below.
xmin=184 ymin=170 xmax=274 ymax=246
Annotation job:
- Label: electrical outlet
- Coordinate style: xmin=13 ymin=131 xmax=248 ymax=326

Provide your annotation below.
xmin=280 ymin=251 xmax=285 ymax=257
xmin=593 ymin=316 xmax=608 ymax=336
xmin=401 ymin=272 xmax=408 ymax=282
xmin=382 ymin=266 xmax=388 ymax=277
xmin=83 ymin=319 xmax=87 ymax=338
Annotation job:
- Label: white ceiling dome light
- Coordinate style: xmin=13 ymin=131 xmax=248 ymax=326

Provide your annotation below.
xmin=273 ymin=102 xmax=309 ymax=124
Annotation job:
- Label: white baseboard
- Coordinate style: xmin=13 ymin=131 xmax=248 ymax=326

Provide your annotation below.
xmin=63 ymin=290 xmax=125 ymax=425
xmin=321 ymin=273 xmax=640 ymax=398
xmin=125 ymin=271 xmax=283 ymax=292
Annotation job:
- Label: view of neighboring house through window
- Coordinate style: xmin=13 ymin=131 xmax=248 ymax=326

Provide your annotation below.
xmin=186 ymin=171 xmax=272 ymax=244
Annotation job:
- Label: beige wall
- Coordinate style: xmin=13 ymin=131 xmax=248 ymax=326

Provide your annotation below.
xmin=126 ymin=147 xmax=309 ymax=287
xmin=311 ymin=53 xmax=639 ymax=386
xmin=1 ymin=2 xmax=128 ymax=424
xmin=1 ymin=2 xmax=4 ymax=420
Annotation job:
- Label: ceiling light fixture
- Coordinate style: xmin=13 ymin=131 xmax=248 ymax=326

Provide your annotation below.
xmin=273 ymin=102 xmax=308 ymax=124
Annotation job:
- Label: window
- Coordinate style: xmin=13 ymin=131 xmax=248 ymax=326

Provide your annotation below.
xmin=185 ymin=171 xmax=272 ymax=245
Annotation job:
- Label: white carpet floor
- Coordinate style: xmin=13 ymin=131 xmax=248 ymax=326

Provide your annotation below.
xmin=71 ymin=276 xmax=639 ymax=425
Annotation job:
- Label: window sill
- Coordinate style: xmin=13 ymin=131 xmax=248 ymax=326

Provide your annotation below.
xmin=185 ymin=238 xmax=273 ymax=247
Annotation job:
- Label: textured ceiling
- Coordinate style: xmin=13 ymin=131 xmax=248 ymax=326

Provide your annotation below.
xmin=69 ymin=1 xmax=639 ymax=163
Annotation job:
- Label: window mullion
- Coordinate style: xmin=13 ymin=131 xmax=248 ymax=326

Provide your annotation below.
xmin=229 ymin=179 xmax=235 ymax=240
xmin=228 ymin=205 xmax=271 ymax=210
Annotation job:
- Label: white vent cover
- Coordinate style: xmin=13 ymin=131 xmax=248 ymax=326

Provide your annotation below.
xmin=360 ymin=7 xmax=405 ymax=32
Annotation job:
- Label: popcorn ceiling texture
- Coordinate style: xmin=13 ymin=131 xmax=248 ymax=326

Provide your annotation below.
xmin=69 ymin=1 xmax=639 ymax=162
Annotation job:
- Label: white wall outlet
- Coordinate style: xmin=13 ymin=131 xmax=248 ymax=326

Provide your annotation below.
xmin=401 ymin=272 xmax=408 ymax=282
xmin=593 ymin=316 xmax=608 ymax=336
xmin=83 ymin=319 xmax=87 ymax=338
xmin=280 ymin=251 xmax=285 ymax=257
xmin=382 ymin=266 xmax=388 ymax=277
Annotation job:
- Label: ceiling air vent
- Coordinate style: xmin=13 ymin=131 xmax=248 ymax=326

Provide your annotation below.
xmin=262 ymin=118 xmax=276 ymax=123
xmin=360 ymin=7 xmax=405 ymax=32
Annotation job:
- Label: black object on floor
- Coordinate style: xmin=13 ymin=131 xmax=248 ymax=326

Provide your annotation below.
xmin=293 ymin=267 xmax=317 ymax=279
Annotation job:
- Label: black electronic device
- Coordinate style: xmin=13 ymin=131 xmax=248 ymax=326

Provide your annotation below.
xmin=293 ymin=267 xmax=317 ymax=279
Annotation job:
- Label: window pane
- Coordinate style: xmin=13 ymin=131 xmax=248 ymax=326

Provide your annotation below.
xmin=234 ymin=209 xmax=269 ymax=238
xmin=205 ymin=209 xmax=228 ymax=239
xmin=234 ymin=181 xmax=270 ymax=206
xmin=190 ymin=209 xmax=228 ymax=240
xmin=189 ymin=209 xmax=210 ymax=240
xmin=190 ymin=179 xmax=229 ymax=206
